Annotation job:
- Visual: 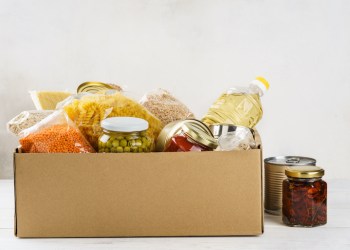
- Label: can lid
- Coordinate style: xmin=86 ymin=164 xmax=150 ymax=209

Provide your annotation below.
xmin=77 ymin=82 xmax=122 ymax=94
xmin=155 ymin=119 xmax=213 ymax=152
xmin=285 ymin=166 xmax=325 ymax=178
xmin=264 ymin=156 xmax=316 ymax=166
xmin=101 ymin=117 xmax=148 ymax=132
xmin=182 ymin=123 xmax=218 ymax=149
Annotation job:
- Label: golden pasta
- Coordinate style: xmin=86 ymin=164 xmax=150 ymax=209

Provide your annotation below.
xmin=64 ymin=92 xmax=163 ymax=150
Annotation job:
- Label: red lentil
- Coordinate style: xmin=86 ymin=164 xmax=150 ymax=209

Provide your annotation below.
xmin=20 ymin=124 xmax=95 ymax=153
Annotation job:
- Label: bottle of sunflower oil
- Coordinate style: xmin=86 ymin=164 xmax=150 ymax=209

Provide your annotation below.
xmin=202 ymin=77 xmax=269 ymax=128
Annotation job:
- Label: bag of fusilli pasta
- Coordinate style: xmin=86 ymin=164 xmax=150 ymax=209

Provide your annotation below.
xmin=61 ymin=92 xmax=163 ymax=150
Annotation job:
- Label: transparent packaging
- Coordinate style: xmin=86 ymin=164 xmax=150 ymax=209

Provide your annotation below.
xmin=7 ymin=110 xmax=54 ymax=136
xmin=283 ymin=177 xmax=327 ymax=227
xmin=18 ymin=110 xmax=95 ymax=153
xmin=98 ymin=130 xmax=152 ymax=153
xmin=140 ymin=88 xmax=194 ymax=126
xmin=217 ymin=127 xmax=256 ymax=151
xmin=202 ymin=78 xmax=269 ymax=128
xmin=164 ymin=125 xmax=217 ymax=152
xmin=60 ymin=92 xmax=163 ymax=150
xmin=165 ymin=133 xmax=212 ymax=152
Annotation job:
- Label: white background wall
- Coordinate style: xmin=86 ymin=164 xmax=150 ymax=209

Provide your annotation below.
xmin=0 ymin=0 xmax=349 ymax=179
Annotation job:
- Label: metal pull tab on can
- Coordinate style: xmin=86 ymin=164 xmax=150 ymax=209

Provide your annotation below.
xmin=286 ymin=157 xmax=300 ymax=164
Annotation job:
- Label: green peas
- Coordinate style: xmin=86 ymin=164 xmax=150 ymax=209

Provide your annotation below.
xmin=120 ymin=139 xmax=127 ymax=147
xmin=112 ymin=140 xmax=119 ymax=147
xmin=135 ymin=139 xmax=142 ymax=146
xmin=98 ymin=132 xmax=153 ymax=153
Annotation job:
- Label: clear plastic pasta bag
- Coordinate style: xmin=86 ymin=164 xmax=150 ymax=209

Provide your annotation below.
xmin=61 ymin=92 xmax=163 ymax=150
xmin=18 ymin=110 xmax=95 ymax=153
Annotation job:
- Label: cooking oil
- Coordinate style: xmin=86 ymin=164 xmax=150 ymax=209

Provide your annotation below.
xmin=202 ymin=77 xmax=269 ymax=128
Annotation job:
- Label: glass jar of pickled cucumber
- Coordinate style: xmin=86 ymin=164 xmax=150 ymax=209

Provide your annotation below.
xmin=98 ymin=117 xmax=153 ymax=153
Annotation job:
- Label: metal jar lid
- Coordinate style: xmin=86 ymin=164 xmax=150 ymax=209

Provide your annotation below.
xmin=264 ymin=156 xmax=316 ymax=166
xmin=77 ymin=82 xmax=122 ymax=94
xmin=285 ymin=166 xmax=325 ymax=178
xmin=182 ymin=123 xmax=218 ymax=149
xmin=155 ymin=119 xmax=213 ymax=152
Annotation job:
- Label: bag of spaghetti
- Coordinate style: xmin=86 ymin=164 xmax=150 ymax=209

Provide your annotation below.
xmin=18 ymin=110 xmax=95 ymax=153
xmin=61 ymin=91 xmax=163 ymax=150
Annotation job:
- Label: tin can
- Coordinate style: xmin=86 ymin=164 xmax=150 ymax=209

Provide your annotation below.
xmin=77 ymin=82 xmax=122 ymax=94
xmin=155 ymin=119 xmax=214 ymax=152
xmin=264 ymin=156 xmax=316 ymax=215
xmin=208 ymin=124 xmax=255 ymax=139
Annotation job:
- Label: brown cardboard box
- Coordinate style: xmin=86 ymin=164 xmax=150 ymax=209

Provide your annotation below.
xmin=14 ymin=149 xmax=263 ymax=238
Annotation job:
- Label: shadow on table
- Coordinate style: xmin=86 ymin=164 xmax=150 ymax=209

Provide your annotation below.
xmin=264 ymin=212 xmax=284 ymax=226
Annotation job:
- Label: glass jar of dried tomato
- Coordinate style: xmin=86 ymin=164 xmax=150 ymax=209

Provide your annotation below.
xmin=165 ymin=123 xmax=218 ymax=152
xmin=282 ymin=166 xmax=327 ymax=227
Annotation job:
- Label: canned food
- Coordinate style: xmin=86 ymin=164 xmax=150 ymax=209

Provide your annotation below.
xmin=264 ymin=156 xmax=316 ymax=215
xmin=208 ymin=124 xmax=255 ymax=140
xmin=77 ymin=82 xmax=122 ymax=94
xmin=155 ymin=119 xmax=213 ymax=152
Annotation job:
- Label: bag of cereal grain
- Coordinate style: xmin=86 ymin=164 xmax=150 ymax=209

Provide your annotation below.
xmin=139 ymin=88 xmax=195 ymax=126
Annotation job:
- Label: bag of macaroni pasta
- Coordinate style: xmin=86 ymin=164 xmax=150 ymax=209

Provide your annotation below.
xmin=62 ymin=92 xmax=163 ymax=150
xmin=19 ymin=110 xmax=95 ymax=153
xmin=139 ymin=89 xmax=194 ymax=126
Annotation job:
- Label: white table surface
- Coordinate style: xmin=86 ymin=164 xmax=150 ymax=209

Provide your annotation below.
xmin=1 ymin=179 xmax=349 ymax=250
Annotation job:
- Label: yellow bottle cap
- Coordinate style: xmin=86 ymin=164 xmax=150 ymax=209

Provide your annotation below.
xmin=256 ymin=76 xmax=270 ymax=90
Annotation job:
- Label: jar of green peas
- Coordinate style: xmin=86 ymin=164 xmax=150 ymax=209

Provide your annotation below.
xmin=98 ymin=117 xmax=153 ymax=153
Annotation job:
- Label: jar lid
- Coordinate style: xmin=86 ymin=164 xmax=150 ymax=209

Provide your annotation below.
xmin=77 ymin=82 xmax=122 ymax=94
xmin=101 ymin=117 xmax=148 ymax=132
xmin=285 ymin=166 xmax=325 ymax=178
xmin=155 ymin=119 xmax=214 ymax=152
xmin=182 ymin=123 xmax=218 ymax=149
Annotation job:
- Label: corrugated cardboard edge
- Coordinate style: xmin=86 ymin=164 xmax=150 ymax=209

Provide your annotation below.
xmin=253 ymin=130 xmax=264 ymax=234
xmin=13 ymin=148 xmax=20 ymax=237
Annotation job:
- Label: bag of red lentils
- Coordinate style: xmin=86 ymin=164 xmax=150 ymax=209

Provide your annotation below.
xmin=18 ymin=110 xmax=95 ymax=153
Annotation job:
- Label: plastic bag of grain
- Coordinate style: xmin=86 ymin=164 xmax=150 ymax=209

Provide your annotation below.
xmin=139 ymin=89 xmax=195 ymax=126
xmin=7 ymin=110 xmax=54 ymax=136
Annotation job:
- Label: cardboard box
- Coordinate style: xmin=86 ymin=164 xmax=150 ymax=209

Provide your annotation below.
xmin=14 ymin=149 xmax=263 ymax=237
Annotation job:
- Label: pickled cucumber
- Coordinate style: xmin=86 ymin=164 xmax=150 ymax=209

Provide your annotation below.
xmin=98 ymin=135 xmax=152 ymax=153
